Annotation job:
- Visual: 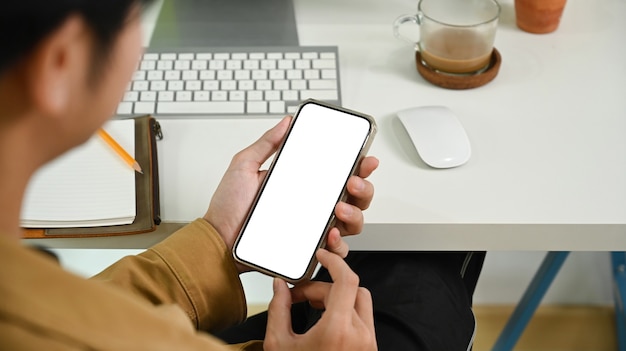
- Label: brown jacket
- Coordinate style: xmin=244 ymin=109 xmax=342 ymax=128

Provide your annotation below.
xmin=0 ymin=219 xmax=263 ymax=350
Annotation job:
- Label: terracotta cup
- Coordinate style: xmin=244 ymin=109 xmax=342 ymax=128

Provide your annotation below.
xmin=515 ymin=0 xmax=567 ymax=34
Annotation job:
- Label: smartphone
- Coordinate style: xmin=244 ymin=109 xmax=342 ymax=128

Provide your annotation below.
xmin=232 ymin=99 xmax=377 ymax=283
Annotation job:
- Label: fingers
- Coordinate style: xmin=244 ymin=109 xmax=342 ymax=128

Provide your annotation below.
xmin=266 ymin=278 xmax=294 ymax=341
xmin=334 ymin=202 xmax=363 ymax=237
xmin=343 ymin=156 xmax=377 ymax=213
xmin=315 ymin=249 xmax=360 ymax=316
xmin=231 ymin=116 xmax=291 ymax=168
xmin=358 ymin=156 xmax=379 ymax=179
xmin=354 ymin=287 xmax=375 ymax=333
xmin=290 ymin=281 xmax=331 ymax=309
xmin=325 ymin=228 xmax=349 ymax=258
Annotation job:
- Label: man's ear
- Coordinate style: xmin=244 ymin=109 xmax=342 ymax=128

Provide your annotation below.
xmin=26 ymin=15 xmax=89 ymax=118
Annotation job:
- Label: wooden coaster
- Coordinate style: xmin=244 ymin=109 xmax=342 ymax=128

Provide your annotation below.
xmin=415 ymin=48 xmax=502 ymax=89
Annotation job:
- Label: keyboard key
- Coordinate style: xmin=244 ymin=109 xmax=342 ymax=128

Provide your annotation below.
xmin=194 ymin=91 xmax=210 ymax=101
xmin=302 ymin=52 xmax=318 ymax=59
xmin=191 ymin=60 xmax=208 ymax=70
xmin=247 ymin=101 xmax=267 ymax=113
xmin=278 ymin=60 xmax=294 ymax=69
xmin=313 ymin=59 xmax=336 ymax=69
xmin=140 ymin=91 xmax=156 ymax=101
xmin=273 ymin=80 xmax=290 ymax=90
xmin=265 ymin=91 xmax=280 ymax=101
xmin=229 ymin=91 xmax=245 ymax=101
xmin=247 ymin=91 xmax=263 ymax=101
xmin=151 ymin=81 xmax=167 ymax=91
xmin=232 ymin=53 xmax=247 ymax=60
xmin=174 ymin=60 xmax=190 ymax=70
xmin=244 ymin=60 xmax=260 ymax=70
xmin=117 ymin=102 xmax=133 ymax=114
xmin=186 ymin=81 xmax=202 ymax=91
xmin=143 ymin=53 xmax=159 ymax=60
xmin=282 ymin=90 xmax=299 ymax=101
xmin=147 ymin=70 xmax=164 ymax=80
xmin=286 ymin=70 xmax=302 ymax=80
xmin=176 ymin=91 xmax=192 ymax=102
xmin=269 ymin=70 xmax=285 ymax=80
xmin=158 ymin=91 xmax=174 ymax=102
xmin=234 ymin=70 xmax=251 ymax=80
xmin=267 ymin=53 xmax=283 ymax=59
xmin=291 ymin=80 xmax=307 ymax=90
xmin=123 ymin=91 xmax=139 ymax=102
xmin=182 ymin=70 xmax=197 ymax=81
xmin=157 ymin=60 xmax=173 ymax=70
xmin=199 ymin=70 xmax=216 ymax=80
xmin=168 ymin=81 xmax=184 ymax=91
xmin=256 ymin=80 xmax=272 ymax=90
xmin=249 ymin=53 xmax=265 ymax=59
xmin=196 ymin=53 xmax=212 ymax=60
xmin=320 ymin=52 xmax=336 ymax=59
xmin=133 ymin=81 xmax=149 ymax=91
xmin=134 ymin=102 xmax=155 ymax=114
xmin=203 ymin=81 xmax=219 ymax=90
xmin=300 ymin=90 xmax=338 ymax=101
xmin=304 ymin=70 xmax=319 ymax=80
xmin=261 ymin=60 xmax=277 ymax=70
xmin=164 ymin=70 xmax=181 ymax=80
xmin=212 ymin=91 xmax=227 ymax=101
xmin=157 ymin=101 xmax=244 ymax=114
xmin=132 ymin=70 xmax=146 ymax=80
xmin=309 ymin=80 xmax=337 ymax=90
xmin=160 ymin=53 xmax=177 ymax=60
xmin=321 ymin=69 xmax=337 ymax=79
xmin=295 ymin=60 xmax=311 ymax=69
xmin=269 ymin=101 xmax=285 ymax=114
xmin=238 ymin=80 xmax=254 ymax=90
xmin=214 ymin=53 xmax=230 ymax=60
xmin=221 ymin=81 xmax=237 ymax=90
xmin=251 ymin=70 xmax=267 ymax=80
xmin=226 ymin=60 xmax=242 ymax=70
xmin=217 ymin=70 xmax=233 ymax=80
xmin=178 ymin=53 xmax=194 ymax=60
xmin=285 ymin=53 xmax=300 ymax=59
xmin=140 ymin=60 xmax=156 ymax=70
xmin=287 ymin=105 xmax=298 ymax=114
xmin=209 ymin=60 xmax=225 ymax=70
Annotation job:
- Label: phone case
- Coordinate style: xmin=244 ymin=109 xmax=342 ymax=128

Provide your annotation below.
xmin=232 ymin=99 xmax=377 ymax=284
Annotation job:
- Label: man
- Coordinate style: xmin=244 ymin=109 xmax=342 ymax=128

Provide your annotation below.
xmin=0 ymin=1 xmax=481 ymax=350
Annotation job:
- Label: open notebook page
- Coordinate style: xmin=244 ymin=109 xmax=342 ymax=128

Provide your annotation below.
xmin=21 ymin=119 xmax=136 ymax=228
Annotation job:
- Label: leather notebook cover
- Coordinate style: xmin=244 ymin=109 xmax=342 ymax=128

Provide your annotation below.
xmin=22 ymin=116 xmax=161 ymax=238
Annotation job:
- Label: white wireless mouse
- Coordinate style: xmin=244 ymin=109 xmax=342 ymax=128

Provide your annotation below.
xmin=397 ymin=106 xmax=471 ymax=168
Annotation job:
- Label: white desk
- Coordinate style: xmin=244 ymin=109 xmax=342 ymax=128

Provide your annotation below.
xmin=27 ymin=0 xmax=626 ymax=250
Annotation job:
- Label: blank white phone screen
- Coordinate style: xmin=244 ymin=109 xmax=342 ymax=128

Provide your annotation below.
xmin=234 ymin=103 xmax=372 ymax=281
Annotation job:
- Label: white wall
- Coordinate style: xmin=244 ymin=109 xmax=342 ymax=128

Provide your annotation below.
xmin=52 ymin=249 xmax=616 ymax=306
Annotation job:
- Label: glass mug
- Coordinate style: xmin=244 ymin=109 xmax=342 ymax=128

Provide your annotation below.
xmin=393 ymin=0 xmax=500 ymax=75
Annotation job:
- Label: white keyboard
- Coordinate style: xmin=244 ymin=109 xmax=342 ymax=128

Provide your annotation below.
xmin=116 ymin=46 xmax=341 ymax=118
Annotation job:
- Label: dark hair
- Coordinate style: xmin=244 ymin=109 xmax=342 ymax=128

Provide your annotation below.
xmin=0 ymin=0 xmax=152 ymax=77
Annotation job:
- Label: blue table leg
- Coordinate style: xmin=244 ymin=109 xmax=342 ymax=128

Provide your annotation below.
xmin=491 ymin=251 xmax=570 ymax=351
xmin=612 ymin=252 xmax=626 ymax=351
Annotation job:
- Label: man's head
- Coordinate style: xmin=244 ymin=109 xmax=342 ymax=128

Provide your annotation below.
xmin=1 ymin=0 xmax=151 ymax=80
xmin=0 ymin=0 xmax=151 ymax=162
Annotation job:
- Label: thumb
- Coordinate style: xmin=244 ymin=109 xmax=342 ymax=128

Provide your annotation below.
xmin=238 ymin=116 xmax=291 ymax=167
xmin=266 ymin=278 xmax=294 ymax=340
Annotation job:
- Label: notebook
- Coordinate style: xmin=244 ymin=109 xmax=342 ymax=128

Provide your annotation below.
xmin=21 ymin=120 xmax=137 ymax=228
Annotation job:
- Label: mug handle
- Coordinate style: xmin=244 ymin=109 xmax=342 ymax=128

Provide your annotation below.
xmin=393 ymin=14 xmax=422 ymax=48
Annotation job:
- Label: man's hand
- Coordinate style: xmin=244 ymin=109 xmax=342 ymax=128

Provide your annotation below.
xmin=203 ymin=116 xmax=379 ymax=272
xmin=264 ymin=249 xmax=377 ymax=351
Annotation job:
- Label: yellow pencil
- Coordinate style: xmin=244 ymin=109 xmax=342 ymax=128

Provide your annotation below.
xmin=97 ymin=128 xmax=143 ymax=174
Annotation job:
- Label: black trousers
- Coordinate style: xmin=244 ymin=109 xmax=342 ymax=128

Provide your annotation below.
xmin=216 ymin=251 xmax=485 ymax=351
